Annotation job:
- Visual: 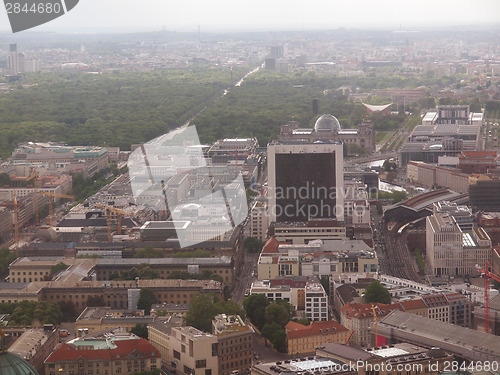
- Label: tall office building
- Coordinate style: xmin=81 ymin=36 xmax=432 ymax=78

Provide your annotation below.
xmin=267 ymin=140 xmax=344 ymax=223
xmin=7 ymin=43 xmax=24 ymax=75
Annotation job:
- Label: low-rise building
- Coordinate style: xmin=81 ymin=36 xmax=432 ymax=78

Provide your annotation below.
xmin=169 ymin=326 xmax=218 ymax=375
xmin=44 ymin=334 xmax=160 ymax=375
xmin=285 ymin=320 xmax=349 ymax=355
xmin=9 ymin=327 xmax=58 ymax=375
xmin=146 ymin=316 xmax=184 ymax=367
xmin=75 ymin=307 xmax=152 ymax=335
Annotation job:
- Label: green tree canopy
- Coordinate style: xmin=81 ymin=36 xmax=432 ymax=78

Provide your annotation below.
xmin=184 ymin=293 xmax=246 ymax=332
xmin=131 ymin=323 xmax=149 ymax=339
xmin=137 ymin=288 xmax=157 ymax=315
xmin=50 ymin=262 xmax=68 ymax=276
xmin=364 ymin=281 xmax=391 ymax=304
xmin=265 ymin=303 xmax=290 ymax=328
xmin=244 ymin=237 xmax=264 ymax=253
xmin=134 ymin=246 xmax=163 ymax=258
xmin=0 ymin=301 xmax=62 ymax=325
xmin=0 ymin=248 xmax=16 ymax=276
xmin=243 ymin=294 xmax=270 ymax=330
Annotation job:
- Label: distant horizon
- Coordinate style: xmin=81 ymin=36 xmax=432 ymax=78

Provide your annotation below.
xmin=1 ymin=22 xmax=500 ymax=39
xmin=1 ymin=0 xmax=500 ymax=37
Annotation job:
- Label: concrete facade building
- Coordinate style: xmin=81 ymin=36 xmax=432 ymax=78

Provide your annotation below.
xmin=170 ymin=326 xmax=218 ymax=375
xmin=249 ymin=198 xmax=269 ymax=241
xmin=212 ymin=314 xmax=253 ymax=375
xmin=304 ymin=281 xmax=329 ymax=321
xmin=44 ymin=335 xmax=160 ymax=375
xmin=285 ymin=320 xmax=349 ymax=355
xmin=426 ymin=210 xmax=492 ymax=276
xmin=268 ymin=140 xmax=344 ymax=223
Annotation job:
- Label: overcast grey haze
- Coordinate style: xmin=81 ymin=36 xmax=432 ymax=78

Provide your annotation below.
xmin=1 ymin=0 xmax=500 ymax=33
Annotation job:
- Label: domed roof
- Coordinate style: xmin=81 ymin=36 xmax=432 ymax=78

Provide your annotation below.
xmin=0 ymin=351 xmax=39 ymax=375
xmin=314 ymin=114 xmax=341 ymax=132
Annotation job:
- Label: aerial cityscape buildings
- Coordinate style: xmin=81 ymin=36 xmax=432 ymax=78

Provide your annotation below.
xmin=1 ymin=20 xmax=500 ymax=375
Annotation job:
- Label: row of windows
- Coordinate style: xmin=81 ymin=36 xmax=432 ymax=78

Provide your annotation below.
xmin=13 ymin=271 xmax=50 ymax=276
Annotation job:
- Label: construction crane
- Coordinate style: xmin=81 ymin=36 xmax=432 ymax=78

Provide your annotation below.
xmin=476 ymin=261 xmax=500 ymax=334
xmin=94 ymin=203 xmax=132 ymax=241
xmin=41 ymin=192 xmax=74 ymax=227
xmin=371 ymin=304 xmax=379 ymax=346
xmin=13 ymin=194 xmax=19 ymax=249
xmin=25 ymin=168 xmax=39 ymax=223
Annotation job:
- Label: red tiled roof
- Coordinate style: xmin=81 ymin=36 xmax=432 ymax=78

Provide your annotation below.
xmin=286 ymin=320 xmax=348 ymax=339
xmin=45 ymin=338 xmax=160 ymax=363
xmin=341 ymin=302 xmax=406 ymax=319
xmin=399 ymin=299 xmax=426 ymax=310
xmin=262 ymin=237 xmax=281 ymax=254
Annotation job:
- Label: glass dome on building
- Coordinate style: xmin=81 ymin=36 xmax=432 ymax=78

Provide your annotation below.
xmin=314 ymin=114 xmax=341 ymax=132
xmin=0 ymin=351 xmax=39 ymax=375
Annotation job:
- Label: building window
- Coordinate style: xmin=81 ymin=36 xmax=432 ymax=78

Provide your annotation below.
xmin=195 ymin=360 xmax=206 ymax=368
xmin=173 ymin=350 xmax=180 ymax=360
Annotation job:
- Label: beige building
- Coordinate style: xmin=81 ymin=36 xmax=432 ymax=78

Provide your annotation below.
xmin=273 ymin=221 xmax=346 ymax=244
xmin=147 ymin=317 xmax=183 ymax=367
xmin=169 ymin=326 xmax=218 ymax=375
xmin=9 ymin=327 xmax=59 ymax=375
xmin=9 ymin=257 xmax=80 ymax=283
xmin=249 ymin=198 xmax=269 ymax=241
xmin=426 ymin=210 xmax=492 ymax=276
xmin=44 ymin=335 xmax=160 ymax=375
xmin=286 ymin=320 xmax=349 ymax=355
xmin=75 ymin=307 xmax=152 ymax=335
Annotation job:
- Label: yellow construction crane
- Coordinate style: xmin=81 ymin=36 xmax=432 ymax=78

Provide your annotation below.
xmin=41 ymin=192 xmax=74 ymax=227
xmin=94 ymin=204 xmax=132 ymax=241
xmin=13 ymin=194 xmax=19 ymax=249
xmin=371 ymin=304 xmax=379 ymax=347
xmin=25 ymin=168 xmax=39 ymax=224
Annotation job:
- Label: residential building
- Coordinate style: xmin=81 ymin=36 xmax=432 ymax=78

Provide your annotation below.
xmin=304 ymin=280 xmax=329 ymax=321
xmin=249 ymin=197 xmax=269 ymax=241
xmin=285 ymin=320 xmax=349 ymax=355
xmin=44 ymin=334 xmax=160 ymax=375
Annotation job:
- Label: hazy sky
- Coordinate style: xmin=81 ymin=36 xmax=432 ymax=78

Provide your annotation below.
xmin=1 ymin=0 xmax=500 ymax=33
